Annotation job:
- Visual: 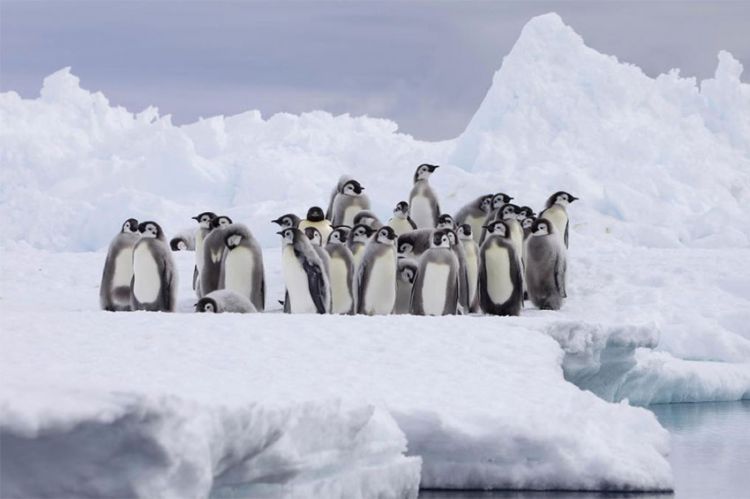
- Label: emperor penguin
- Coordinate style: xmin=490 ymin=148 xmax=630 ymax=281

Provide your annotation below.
xmin=410 ymin=229 xmax=459 ymax=316
xmin=299 ymin=206 xmax=333 ymax=244
xmin=396 ymin=228 xmax=434 ymax=259
xmin=523 ymin=216 xmax=536 ymax=240
xmin=457 ymin=224 xmax=480 ymax=313
xmin=219 ymin=223 xmax=265 ymax=311
xmin=356 ymin=226 xmax=398 ymax=315
xmin=539 ymin=191 xmax=578 ymax=248
xmin=195 ymin=289 xmax=257 ymax=314
xmin=408 ymin=163 xmax=441 ymax=228
xmin=192 ymin=211 xmax=217 ymax=296
xmin=445 ymin=229 xmax=470 ymax=314
xmin=347 ymin=223 xmax=375 ymax=268
xmin=200 ymin=215 xmax=233 ymax=297
xmin=325 ymin=227 xmax=356 ymax=315
xmin=99 ymin=218 xmax=140 ymax=311
xmin=517 ymin=206 xmax=535 ymax=221
xmin=478 ymin=220 xmax=523 ymax=316
xmin=130 ymin=221 xmax=177 ymax=312
xmin=169 ymin=228 xmax=196 ymax=251
xmin=524 ymin=218 xmax=566 ymax=310
xmin=278 ymin=227 xmax=330 ymax=314
xmin=497 ymin=204 xmax=525 ymax=266
xmin=272 ymin=213 xmax=301 ymax=229
xmin=353 ymin=210 xmax=383 ymax=230
xmin=436 ymin=213 xmax=457 ymax=231
xmin=479 ymin=193 xmax=514 ymax=244
xmin=328 ymin=176 xmax=371 ymax=226
xmin=387 ymin=201 xmax=417 ymax=236
xmin=394 ymin=258 xmax=418 ymax=314
xmin=304 ymin=227 xmax=332 ymax=282
xmin=454 ymin=194 xmax=493 ymax=244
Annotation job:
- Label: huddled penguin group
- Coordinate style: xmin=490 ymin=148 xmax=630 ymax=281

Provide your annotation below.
xmin=100 ymin=163 xmax=576 ymax=316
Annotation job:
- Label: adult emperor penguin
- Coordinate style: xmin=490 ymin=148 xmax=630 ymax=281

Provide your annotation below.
xmin=454 ymin=194 xmax=493 ymax=243
xmin=445 ymin=229 xmax=470 ymax=314
xmin=394 ymin=258 xmax=418 ymax=314
xmin=195 ymin=289 xmax=257 ymax=313
xmin=357 ymin=226 xmax=398 ymax=315
xmin=478 ymin=220 xmax=523 ymax=316
xmin=457 ymin=224 xmax=480 ymax=313
xmin=396 ymin=228 xmax=434 ymax=259
xmin=524 ymin=218 xmax=566 ymax=310
xmin=279 ymin=227 xmax=330 ymax=314
xmin=271 ymin=213 xmax=301 ymax=229
xmin=100 ymin=218 xmax=140 ymax=311
xmin=328 ymin=176 xmax=371 ymax=226
xmin=325 ymin=227 xmax=356 ymax=315
xmin=192 ymin=211 xmax=217 ymax=296
xmin=347 ymin=223 xmax=375 ymax=267
xmin=387 ymin=201 xmax=417 ymax=236
xmin=200 ymin=215 xmax=233 ymax=297
xmin=539 ymin=191 xmax=578 ymax=248
xmin=436 ymin=213 xmax=457 ymax=231
xmin=408 ymin=163 xmax=441 ymax=228
xmin=219 ymin=223 xmax=265 ymax=311
xmin=299 ymin=206 xmax=333 ymax=244
xmin=169 ymin=228 xmax=195 ymax=251
xmin=353 ymin=210 xmax=383 ymax=230
xmin=410 ymin=229 xmax=459 ymax=316
xmin=131 ymin=221 xmax=177 ymax=312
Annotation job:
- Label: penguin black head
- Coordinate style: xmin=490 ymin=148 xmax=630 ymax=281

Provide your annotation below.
xmin=306 ymin=206 xmax=325 ymax=222
xmin=210 ymin=216 xmax=233 ymax=230
xmin=192 ymin=212 xmax=217 ymax=229
xmin=483 ymin=220 xmax=509 ymax=238
xmin=398 ymin=260 xmax=418 ymax=284
xmin=170 ymin=238 xmax=188 ymax=251
xmin=431 ymin=229 xmax=451 ymax=248
xmin=517 ymin=206 xmax=535 ymax=220
xmin=398 ymin=241 xmax=414 ymax=256
xmin=457 ymin=223 xmax=472 ymax=240
xmin=224 ymin=230 xmax=245 ymax=249
xmin=195 ymin=297 xmax=219 ymax=313
xmin=492 ymin=193 xmax=514 ymax=209
xmin=414 ymin=163 xmax=439 ymax=183
xmin=394 ymin=201 xmax=409 ymax=216
xmin=375 ymin=226 xmax=397 ymax=245
xmin=500 ymin=204 xmax=520 ymax=221
xmin=546 ymin=191 xmax=579 ymax=208
xmin=138 ymin=221 xmax=164 ymax=240
xmin=436 ymin=213 xmax=456 ymax=230
xmin=122 ymin=218 xmax=139 ymax=234
xmin=531 ymin=218 xmax=553 ymax=236
xmin=277 ymin=227 xmax=300 ymax=245
xmin=349 ymin=223 xmax=375 ymax=243
xmin=304 ymin=227 xmax=323 ymax=247
xmin=522 ymin=217 xmax=536 ymax=230
xmin=328 ymin=227 xmax=349 ymax=245
xmin=271 ymin=213 xmax=300 ymax=229
xmin=342 ymin=179 xmax=365 ymax=196
xmin=479 ymin=195 xmax=494 ymax=213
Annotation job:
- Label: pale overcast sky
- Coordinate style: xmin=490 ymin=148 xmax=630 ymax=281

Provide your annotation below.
xmin=1 ymin=1 xmax=748 ymax=140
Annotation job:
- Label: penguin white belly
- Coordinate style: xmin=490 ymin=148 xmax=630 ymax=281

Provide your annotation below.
xmin=543 ymin=206 xmax=568 ymax=242
xmin=352 ymin=245 xmax=365 ymax=268
xmin=421 ymin=263 xmax=450 ymax=316
xmin=195 ymin=231 xmax=206 ymax=271
xmin=343 ymin=205 xmax=361 ymax=227
xmin=133 ymin=245 xmax=161 ymax=303
xmin=224 ymin=247 xmax=254 ymax=298
xmin=282 ymin=247 xmax=316 ymax=313
xmin=466 ymin=214 xmax=485 ymax=243
xmin=112 ymin=249 xmax=134 ymax=288
xmin=364 ymin=255 xmax=396 ymax=315
xmin=410 ymin=195 xmax=434 ymax=228
xmin=388 ymin=218 xmax=413 ymax=236
xmin=464 ymin=245 xmax=479 ymax=302
xmin=485 ymin=247 xmax=513 ymax=304
xmin=329 ymin=257 xmax=353 ymax=314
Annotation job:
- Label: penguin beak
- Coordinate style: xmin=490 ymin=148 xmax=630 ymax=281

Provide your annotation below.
xmin=507 ymin=196 xmax=514 ymax=201
xmin=430 ymin=165 xmax=440 ymax=171
xmin=570 ymin=195 xmax=579 ymax=202
xmin=276 ymin=230 xmax=285 ymax=236
xmin=192 ymin=216 xmax=201 ymax=221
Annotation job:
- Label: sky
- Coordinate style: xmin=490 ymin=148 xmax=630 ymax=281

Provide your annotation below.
xmin=1 ymin=1 xmax=748 ymax=140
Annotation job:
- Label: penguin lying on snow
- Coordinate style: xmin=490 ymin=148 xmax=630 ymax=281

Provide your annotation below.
xmin=100 ymin=218 xmax=140 ymax=311
xmin=195 ymin=289 xmax=257 ymax=313
xmin=131 ymin=221 xmax=177 ymax=312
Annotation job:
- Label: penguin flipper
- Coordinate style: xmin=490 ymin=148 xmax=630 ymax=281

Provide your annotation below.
xmin=192 ymin=265 xmax=198 ymax=291
xmin=303 ymin=258 xmax=327 ymax=314
xmin=162 ymin=260 xmax=175 ymax=312
xmin=564 ymin=220 xmax=569 ymax=248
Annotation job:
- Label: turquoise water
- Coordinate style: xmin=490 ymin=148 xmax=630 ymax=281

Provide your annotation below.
xmin=421 ymin=400 xmax=750 ymax=499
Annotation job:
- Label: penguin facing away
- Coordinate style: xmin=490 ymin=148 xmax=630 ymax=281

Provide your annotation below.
xmin=299 ymin=206 xmax=334 ymax=244
xmin=192 ymin=211 xmax=217 ymax=296
xmin=394 ymin=258 xmax=418 ymax=315
xmin=325 ymin=228 xmax=357 ymax=315
xmin=478 ymin=220 xmax=523 ymax=316
xmin=357 ymin=226 xmax=398 ymax=315
xmin=347 ymin=223 xmax=375 ymax=268
xmin=100 ymin=218 xmax=140 ymax=311
xmin=454 ymin=194 xmax=493 ymax=244
xmin=539 ymin=191 xmax=578 ymax=248
xmin=279 ymin=227 xmax=330 ymax=314
xmin=410 ymin=229 xmax=459 ymax=316
xmin=272 ymin=213 xmax=301 ymax=229
xmin=131 ymin=221 xmax=177 ymax=312
xmin=195 ymin=289 xmax=257 ymax=313
xmin=219 ymin=223 xmax=265 ymax=312
xmin=329 ymin=176 xmax=371 ymax=226
xmin=200 ymin=215 xmax=233 ymax=297
xmin=524 ymin=218 xmax=566 ymax=310
xmin=387 ymin=201 xmax=417 ymax=236
xmin=457 ymin=224 xmax=481 ymax=313
xmin=408 ymin=163 xmax=441 ymax=228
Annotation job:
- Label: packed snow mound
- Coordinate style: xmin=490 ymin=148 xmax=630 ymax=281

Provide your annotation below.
xmin=1 ymin=13 xmax=749 ymax=251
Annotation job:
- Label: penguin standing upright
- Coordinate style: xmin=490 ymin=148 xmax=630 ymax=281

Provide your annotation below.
xmin=219 ymin=223 xmax=265 ymax=311
xmin=200 ymin=215 xmax=233 ymax=297
xmin=304 ymin=227 xmax=332 ymax=282
xmin=192 ymin=211 xmax=217 ymax=296
xmin=325 ymin=227 xmax=356 ymax=315
xmin=328 ymin=176 xmax=371 ymax=226
xmin=387 ymin=201 xmax=417 ymax=236
xmin=357 ymin=226 xmax=398 ymax=315
xmin=410 ymin=229 xmax=459 ymax=316
xmin=539 ymin=191 xmax=578 ymax=248
xmin=479 ymin=193 xmax=513 ymax=244
xmin=394 ymin=258 xmax=418 ymax=315
xmin=347 ymin=223 xmax=375 ymax=268
xmin=131 ymin=221 xmax=177 ymax=312
xmin=272 ymin=213 xmax=301 ymax=229
xmin=454 ymin=194 xmax=493 ymax=244
xmin=478 ymin=220 xmax=523 ymax=316
xmin=195 ymin=289 xmax=257 ymax=314
xmin=408 ymin=163 xmax=441 ymax=228
xmin=524 ymin=218 xmax=566 ymax=310
xmin=445 ymin=230 xmax=470 ymax=314
xmin=299 ymin=206 xmax=333 ymax=244
xmin=278 ymin=227 xmax=330 ymax=314
xmin=457 ymin=224 xmax=480 ymax=313
xmin=100 ymin=218 xmax=140 ymax=311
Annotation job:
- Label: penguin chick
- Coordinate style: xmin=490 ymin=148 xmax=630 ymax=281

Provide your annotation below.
xmin=352 ymin=210 xmax=383 ymax=230
xmin=279 ymin=227 xmax=330 ymax=314
xmin=299 ymin=206 xmax=333 ymax=244
xmin=329 ymin=176 xmax=371 ymax=226
xmin=445 ymin=229 xmax=470 ymax=314
xmin=524 ymin=218 xmax=566 ymax=310
xmin=396 ymin=228 xmax=434 ymax=259
xmin=387 ymin=201 xmax=417 ymax=236
xmin=219 ymin=223 xmax=265 ymax=312
xmin=478 ymin=220 xmax=523 ymax=316
xmin=410 ymin=229 xmax=459 ymax=316
xmin=454 ymin=194 xmax=493 ymax=244
xmin=539 ymin=191 xmax=578 ymax=248
xmin=131 ymin=221 xmax=177 ymax=312
xmin=169 ymin=227 xmax=196 ymax=251
xmin=357 ymin=226 xmax=398 ymax=315
xmin=347 ymin=223 xmax=375 ymax=267
xmin=100 ymin=218 xmax=140 ymax=311
xmin=325 ymin=227 xmax=356 ymax=315
xmin=192 ymin=211 xmax=217 ymax=296
xmin=436 ymin=213 xmax=457 ymax=231
xmin=271 ymin=213 xmax=301 ymax=229
xmin=195 ymin=289 xmax=258 ymax=313
xmin=200 ymin=215 xmax=233 ymax=297
xmin=408 ymin=163 xmax=441 ymax=228
xmin=394 ymin=258 xmax=418 ymax=315
xmin=457 ymin=224 xmax=480 ymax=313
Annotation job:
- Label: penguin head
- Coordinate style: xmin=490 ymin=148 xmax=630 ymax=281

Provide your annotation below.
xmin=210 ymin=216 xmax=233 ymax=230
xmin=414 ymin=163 xmax=439 ymax=182
xmin=457 ymin=223 xmax=473 ymax=240
xmin=122 ymin=218 xmax=139 ymax=234
xmin=375 ymin=226 xmax=397 ymax=245
xmin=277 ymin=227 xmax=299 ymax=245
xmin=546 ymin=191 xmax=579 ymax=208
xmin=304 ymin=227 xmax=323 ymax=247
xmin=492 ymin=193 xmax=513 ymax=209
xmin=342 ymin=179 xmax=365 ymax=196
xmin=393 ymin=201 xmax=409 ymax=218
xmin=531 ymin=218 xmax=553 ymax=236
xmin=353 ymin=211 xmax=377 ymax=227
xmin=195 ymin=297 xmax=219 ymax=313
xmin=398 ymin=241 xmax=414 ymax=256
xmin=436 ymin=214 xmax=456 ymax=230
xmin=192 ymin=212 xmax=217 ymax=229
xmin=445 ymin=230 xmax=458 ymax=247
xmin=483 ymin=220 xmax=509 ymax=238
xmin=517 ymin=206 xmax=535 ymax=220
xmin=522 ymin=217 xmax=536 ymax=230
xmin=138 ymin=221 xmax=164 ymax=240
xmin=306 ymin=206 xmax=325 ymax=222
xmin=350 ymin=224 xmax=374 ymax=244
xmin=500 ymin=204 xmax=519 ymax=221
xmin=328 ymin=227 xmax=347 ymax=245
xmin=431 ymin=229 xmax=451 ymax=249
xmin=170 ymin=238 xmax=188 ymax=251
xmin=271 ymin=213 xmax=300 ymax=228
xmin=479 ymin=195 xmax=494 ymax=213
xmin=225 ymin=231 xmax=244 ymax=249
xmin=398 ymin=261 xmax=418 ymax=284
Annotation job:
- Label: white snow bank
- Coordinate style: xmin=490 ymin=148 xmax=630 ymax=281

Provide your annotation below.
xmin=1 ymin=14 xmax=749 ymax=251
